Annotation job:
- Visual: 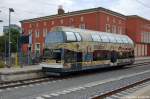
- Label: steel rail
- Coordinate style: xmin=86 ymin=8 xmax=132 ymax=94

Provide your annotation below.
xmin=0 ymin=60 xmax=150 ymax=90
xmin=92 ymin=78 xmax=150 ymax=99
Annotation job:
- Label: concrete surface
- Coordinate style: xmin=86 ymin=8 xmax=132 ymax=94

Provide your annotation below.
xmin=0 ymin=65 xmax=44 ymax=82
xmin=124 ymin=84 xmax=150 ymax=99
xmin=0 ymin=56 xmax=150 ymax=82
xmin=0 ymin=62 xmax=150 ymax=99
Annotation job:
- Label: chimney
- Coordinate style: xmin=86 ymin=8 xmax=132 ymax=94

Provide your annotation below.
xmin=58 ymin=5 xmax=65 ymax=15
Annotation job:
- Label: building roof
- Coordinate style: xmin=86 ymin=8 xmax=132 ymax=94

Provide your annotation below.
xmin=20 ymin=7 xmax=126 ymax=23
xmin=127 ymin=15 xmax=150 ymax=22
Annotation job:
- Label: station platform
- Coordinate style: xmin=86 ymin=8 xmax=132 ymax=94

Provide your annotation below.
xmin=0 ymin=65 xmax=44 ymax=82
xmin=0 ymin=56 xmax=150 ymax=82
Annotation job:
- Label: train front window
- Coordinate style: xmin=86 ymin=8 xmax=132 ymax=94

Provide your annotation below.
xmin=45 ymin=32 xmax=64 ymax=44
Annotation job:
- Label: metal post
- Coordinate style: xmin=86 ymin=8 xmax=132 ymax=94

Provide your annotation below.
xmin=8 ymin=9 xmax=11 ymax=67
xmin=5 ymin=29 xmax=7 ymax=65
xmin=8 ymin=8 xmax=14 ymax=67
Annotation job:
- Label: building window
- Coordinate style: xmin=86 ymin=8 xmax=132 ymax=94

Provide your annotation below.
xmin=70 ymin=18 xmax=74 ymax=23
xmin=28 ymin=30 xmax=32 ymax=35
xmin=36 ymin=23 xmax=39 ymax=27
xmin=35 ymin=30 xmax=40 ymax=38
xmin=148 ymin=32 xmax=150 ymax=43
xmin=29 ymin=24 xmax=32 ymax=28
xmin=51 ymin=21 xmax=54 ymax=25
xmin=79 ymin=24 xmax=85 ymax=29
xmin=105 ymin=24 xmax=111 ymax=32
xmin=118 ymin=26 xmax=122 ymax=34
xmin=43 ymin=28 xmax=47 ymax=37
xmin=106 ymin=16 xmax=109 ymax=22
xmin=119 ymin=20 xmax=122 ymax=24
xmin=60 ymin=19 xmax=63 ymax=24
xmin=141 ymin=32 xmax=144 ymax=43
xmin=35 ymin=43 xmax=40 ymax=57
xmin=80 ymin=16 xmax=84 ymax=22
xmin=44 ymin=22 xmax=47 ymax=26
xmin=112 ymin=25 xmax=116 ymax=33
xmin=113 ymin=18 xmax=116 ymax=23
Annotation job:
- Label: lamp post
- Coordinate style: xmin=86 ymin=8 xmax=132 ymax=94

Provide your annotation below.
xmin=8 ymin=8 xmax=14 ymax=67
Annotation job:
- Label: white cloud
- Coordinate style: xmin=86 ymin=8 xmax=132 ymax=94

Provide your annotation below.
xmin=110 ymin=0 xmax=150 ymax=18
xmin=0 ymin=0 xmax=150 ymax=36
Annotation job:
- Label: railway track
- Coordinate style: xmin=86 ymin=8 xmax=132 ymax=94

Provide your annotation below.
xmin=0 ymin=61 xmax=150 ymax=90
xmin=92 ymin=77 xmax=150 ymax=99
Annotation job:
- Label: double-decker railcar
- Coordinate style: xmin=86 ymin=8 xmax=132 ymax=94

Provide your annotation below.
xmin=41 ymin=26 xmax=135 ymax=76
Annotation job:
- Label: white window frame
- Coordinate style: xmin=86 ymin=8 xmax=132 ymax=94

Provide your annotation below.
xmin=35 ymin=43 xmax=41 ymax=55
xmin=51 ymin=21 xmax=54 ymax=25
xmin=35 ymin=30 xmax=40 ymax=38
xmin=79 ymin=24 xmax=85 ymax=29
xmin=106 ymin=16 xmax=109 ymax=22
xmin=44 ymin=21 xmax=47 ymax=26
xmin=60 ymin=19 xmax=63 ymax=24
xmin=105 ymin=24 xmax=111 ymax=32
xmin=43 ymin=28 xmax=47 ymax=37
xmin=80 ymin=16 xmax=84 ymax=22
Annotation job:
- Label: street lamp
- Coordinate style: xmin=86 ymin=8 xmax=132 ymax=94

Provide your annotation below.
xmin=0 ymin=10 xmax=2 ymax=22
xmin=8 ymin=8 xmax=14 ymax=67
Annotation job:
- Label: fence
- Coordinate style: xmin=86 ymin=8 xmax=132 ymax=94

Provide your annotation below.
xmin=0 ymin=52 xmax=42 ymax=67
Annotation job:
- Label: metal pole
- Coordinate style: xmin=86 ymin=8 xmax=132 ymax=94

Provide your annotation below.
xmin=5 ymin=29 xmax=7 ymax=65
xmin=8 ymin=9 xmax=11 ymax=67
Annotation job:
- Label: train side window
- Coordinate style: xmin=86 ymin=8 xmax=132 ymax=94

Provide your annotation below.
xmin=108 ymin=36 xmax=117 ymax=43
xmin=93 ymin=50 xmax=110 ymax=61
xmin=100 ymin=35 xmax=110 ymax=43
xmin=65 ymin=31 xmax=76 ymax=41
xmin=91 ymin=34 xmax=101 ymax=42
xmin=74 ymin=32 xmax=82 ymax=41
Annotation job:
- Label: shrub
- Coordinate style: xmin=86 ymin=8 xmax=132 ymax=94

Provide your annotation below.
xmin=0 ymin=60 xmax=5 ymax=68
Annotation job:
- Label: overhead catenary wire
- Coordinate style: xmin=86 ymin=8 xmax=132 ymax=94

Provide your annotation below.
xmin=135 ymin=0 xmax=150 ymax=9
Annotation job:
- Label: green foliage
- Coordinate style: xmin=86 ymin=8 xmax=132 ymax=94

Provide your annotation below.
xmin=0 ymin=60 xmax=5 ymax=68
xmin=0 ymin=36 xmax=5 ymax=52
xmin=0 ymin=28 xmax=20 ymax=53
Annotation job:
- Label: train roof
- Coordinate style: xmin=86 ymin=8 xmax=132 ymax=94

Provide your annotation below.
xmin=48 ymin=26 xmax=134 ymax=44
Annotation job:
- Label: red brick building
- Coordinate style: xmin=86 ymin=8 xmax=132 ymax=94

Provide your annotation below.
xmin=20 ymin=7 xmax=150 ymax=57
xmin=126 ymin=15 xmax=150 ymax=57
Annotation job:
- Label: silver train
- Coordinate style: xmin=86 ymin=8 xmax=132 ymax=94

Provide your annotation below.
xmin=41 ymin=26 xmax=135 ymax=76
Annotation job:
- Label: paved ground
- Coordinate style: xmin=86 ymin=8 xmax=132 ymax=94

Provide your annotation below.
xmin=0 ymin=62 xmax=150 ymax=99
xmin=0 ymin=65 xmax=42 ymax=74
xmin=0 ymin=56 xmax=150 ymax=74
xmin=126 ymin=84 xmax=150 ymax=99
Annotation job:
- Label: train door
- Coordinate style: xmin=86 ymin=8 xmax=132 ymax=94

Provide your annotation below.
xmin=71 ymin=51 xmax=82 ymax=70
xmin=110 ymin=50 xmax=117 ymax=63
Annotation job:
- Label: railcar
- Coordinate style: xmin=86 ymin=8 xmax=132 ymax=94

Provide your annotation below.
xmin=41 ymin=26 xmax=135 ymax=76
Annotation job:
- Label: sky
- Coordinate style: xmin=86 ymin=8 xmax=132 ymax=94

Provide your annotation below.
xmin=0 ymin=0 xmax=150 ymax=35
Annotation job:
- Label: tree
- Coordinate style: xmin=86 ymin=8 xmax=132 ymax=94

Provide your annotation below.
xmin=0 ymin=35 xmax=5 ymax=52
xmin=0 ymin=28 xmax=20 ymax=53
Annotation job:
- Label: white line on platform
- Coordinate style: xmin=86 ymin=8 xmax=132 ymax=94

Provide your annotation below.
xmin=42 ymin=94 xmax=51 ymax=98
xmin=34 ymin=96 xmax=45 ymax=99
xmin=14 ymin=87 xmax=19 ymax=89
xmin=21 ymin=85 xmax=27 ymax=88
xmin=35 ymin=83 xmax=41 ymax=86
xmin=29 ymin=84 xmax=34 ymax=87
